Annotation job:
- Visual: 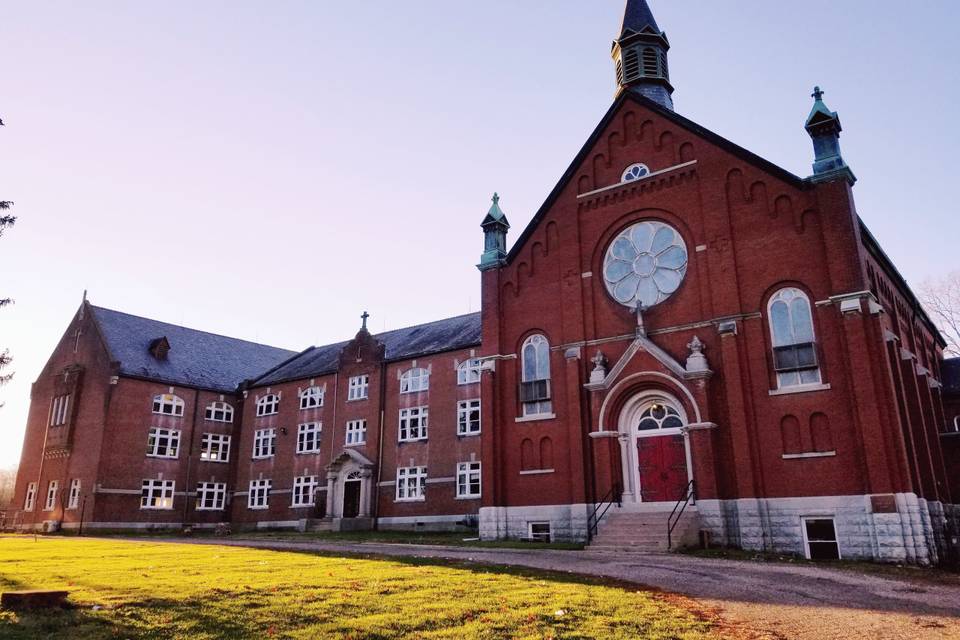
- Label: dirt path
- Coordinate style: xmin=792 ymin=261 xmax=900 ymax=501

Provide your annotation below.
xmin=140 ymin=537 xmax=960 ymax=639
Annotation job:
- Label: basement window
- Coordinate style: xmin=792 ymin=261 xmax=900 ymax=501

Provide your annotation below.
xmin=802 ymin=517 xmax=840 ymax=560
xmin=528 ymin=522 xmax=551 ymax=543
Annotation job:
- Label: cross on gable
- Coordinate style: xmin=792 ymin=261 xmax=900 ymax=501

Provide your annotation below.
xmin=360 ymin=311 xmax=369 ymax=330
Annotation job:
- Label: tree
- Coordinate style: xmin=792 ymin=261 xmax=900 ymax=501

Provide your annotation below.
xmin=919 ymin=271 xmax=960 ymax=357
xmin=0 ymin=466 xmax=17 ymax=510
xmin=0 ymin=116 xmax=13 ymax=390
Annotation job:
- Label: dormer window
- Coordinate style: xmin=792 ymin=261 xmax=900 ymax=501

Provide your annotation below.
xmin=621 ymin=163 xmax=650 ymax=182
xmin=148 ymin=337 xmax=170 ymax=361
xmin=152 ymin=393 xmax=184 ymax=417
xmin=256 ymin=394 xmax=280 ymax=417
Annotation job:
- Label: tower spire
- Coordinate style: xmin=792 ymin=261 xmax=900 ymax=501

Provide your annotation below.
xmin=612 ymin=0 xmax=674 ymax=110
xmin=805 ymin=86 xmax=855 ymax=185
xmin=477 ymin=192 xmax=510 ymax=271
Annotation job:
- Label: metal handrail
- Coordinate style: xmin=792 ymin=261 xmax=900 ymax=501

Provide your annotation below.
xmin=588 ymin=484 xmax=622 ymax=540
xmin=667 ymin=480 xmax=696 ymax=550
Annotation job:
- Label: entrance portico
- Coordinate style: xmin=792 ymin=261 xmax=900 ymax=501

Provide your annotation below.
xmin=324 ymin=449 xmax=375 ymax=529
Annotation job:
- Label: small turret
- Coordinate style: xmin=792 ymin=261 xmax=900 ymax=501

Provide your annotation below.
xmin=612 ymin=0 xmax=674 ymax=110
xmin=478 ymin=193 xmax=510 ymax=271
xmin=805 ymin=86 xmax=855 ymax=185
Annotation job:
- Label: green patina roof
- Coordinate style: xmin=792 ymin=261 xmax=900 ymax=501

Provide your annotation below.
xmin=481 ymin=192 xmax=510 ymax=227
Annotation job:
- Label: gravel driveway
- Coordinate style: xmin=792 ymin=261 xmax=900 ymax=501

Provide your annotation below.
xmin=140 ymin=537 xmax=960 ymax=640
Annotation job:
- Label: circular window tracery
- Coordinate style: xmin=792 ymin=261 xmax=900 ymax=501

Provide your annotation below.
xmin=622 ymin=163 xmax=650 ymax=182
xmin=602 ymin=221 xmax=688 ymax=309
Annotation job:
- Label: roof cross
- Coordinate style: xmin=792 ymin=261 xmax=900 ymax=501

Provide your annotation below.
xmin=812 ymin=86 xmax=825 ymax=101
xmin=360 ymin=311 xmax=370 ymax=331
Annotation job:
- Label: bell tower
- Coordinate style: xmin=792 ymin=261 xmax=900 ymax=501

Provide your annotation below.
xmin=612 ymin=0 xmax=674 ymax=110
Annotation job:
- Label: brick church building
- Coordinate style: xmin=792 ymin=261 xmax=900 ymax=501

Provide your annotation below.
xmin=10 ymin=1 xmax=959 ymax=564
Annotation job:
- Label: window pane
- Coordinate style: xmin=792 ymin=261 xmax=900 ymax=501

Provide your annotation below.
xmin=770 ymin=301 xmax=792 ymax=346
xmin=790 ymin=297 xmax=815 ymax=343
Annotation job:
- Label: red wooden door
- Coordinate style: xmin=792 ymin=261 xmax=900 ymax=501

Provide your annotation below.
xmin=637 ymin=435 xmax=688 ymax=502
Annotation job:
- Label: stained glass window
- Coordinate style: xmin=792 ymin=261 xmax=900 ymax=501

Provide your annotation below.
xmin=603 ymin=221 xmax=688 ymax=308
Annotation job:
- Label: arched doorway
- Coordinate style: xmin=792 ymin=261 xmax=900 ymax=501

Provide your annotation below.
xmin=342 ymin=471 xmax=362 ymax=518
xmin=618 ymin=391 xmax=692 ymax=505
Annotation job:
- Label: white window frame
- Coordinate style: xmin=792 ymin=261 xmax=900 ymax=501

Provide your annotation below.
xmin=146 ymin=427 xmax=181 ymax=458
xmin=348 ymin=375 xmax=369 ymax=401
xmin=204 ymin=401 xmax=234 ymax=423
xmin=292 ymin=475 xmax=318 ymax=508
xmin=457 ymin=358 xmax=483 ymax=385
xmin=140 ymin=479 xmax=175 ymax=510
xmin=399 ymin=406 xmax=429 ymax=442
xmin=345 ymin=419 xmax=367 ymax=446
xmin=152 ymin=393 xmax=185 ymax=417
xmin=256 ymin=394 xmax=280 ymax=417
xmin=49 ymin=394 xmax=70 ymax=426
xmin=527 ymin=521 xmax=551 ymax=542
xmin=400 ymin=367 xmax=430 ymax=394
xmin=67 ymin=479 xmax=81 ymax=510
xmin=297 ymin=422 xmax=322 ymax=454
xmin=200 ymin=433 xmax=231 ymax=463
xmin=457 ymin=399 xmax=481 ymax=436
xmin=768 ymin=287 xmax=822 ymax=389
xmin=396 ymin=467 xmax=427 ymax=502
xmin=520 ymin=334 xmax=553 ymax=417
xmin=43 ymin=480 xmax=59 ymax=511
xmin=801 ymin=516 xmax=842 ymax=560
xmin=24 ymin=482 xmax=36 ymax=511
xmin=456 ymin=462 xmax=481 ymax=499
xmin=248 ymin=479 xmax=271 ymax=510
xmin=299 ymin=386 xmax=324 ymax=410
xmin=195 ymin=482 xmax=227 ymax=511
xmin=252 ymin=428 xmax=277 ymax=459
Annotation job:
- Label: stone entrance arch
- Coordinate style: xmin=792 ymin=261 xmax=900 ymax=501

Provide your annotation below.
xmin=324 ymin=449 xmax=374 ymax=523
xmin=617 ymin=390 xmax=694 ymax=506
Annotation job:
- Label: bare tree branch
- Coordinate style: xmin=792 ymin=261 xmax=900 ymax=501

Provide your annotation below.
xmin=919 ymin=271 xmax=960 ymax=357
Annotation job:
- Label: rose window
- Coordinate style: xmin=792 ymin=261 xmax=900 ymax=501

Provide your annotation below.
xmin=621 ymin=163 xmax=650 ymax=182
xmin=602 ymin=221 xmax=688 ymax=308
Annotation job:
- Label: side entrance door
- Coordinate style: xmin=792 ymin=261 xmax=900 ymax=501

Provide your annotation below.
xmin=637 ymin=435 xmax=688 ymax=502
xmin=342 ymin=480 xmax=361 ymax=518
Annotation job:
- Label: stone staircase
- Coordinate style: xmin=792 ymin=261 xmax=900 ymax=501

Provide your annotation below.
xmin=588 ymin=508 xmax=701 ymax=553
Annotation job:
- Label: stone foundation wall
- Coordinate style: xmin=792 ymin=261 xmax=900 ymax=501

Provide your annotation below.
xmin=698 ymin=493 xmax=956 ymax=565
xmin=479 ymin=504 xmax=592 ymax=543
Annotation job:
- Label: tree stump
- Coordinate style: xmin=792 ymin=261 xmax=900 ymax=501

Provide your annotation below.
xmin=1 ymin=590 xmax=70 ymax=609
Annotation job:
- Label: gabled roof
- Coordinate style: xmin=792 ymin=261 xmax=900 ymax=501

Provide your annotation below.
xmin=940 ymin=358 xmax=960 ymax=395
xmin=505 ymin=89 xmax=808 ymax=264
xmin=255 ymin=312 xmax=482 ymax=387
xmin=90 ymin=305 xmax=297 ymax=393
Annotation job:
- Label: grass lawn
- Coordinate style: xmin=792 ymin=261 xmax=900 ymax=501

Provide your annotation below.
xmin=0 ymin=536 xmax=717 ymax=639
xmin=232 ymin=530 xmax=586 ymax=551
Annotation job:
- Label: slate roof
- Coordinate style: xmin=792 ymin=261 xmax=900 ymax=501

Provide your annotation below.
xmin=621 ymin=0 xmax=660 ymax=34
xmin=942 ymin=358 xmax=960 ymax=395
xmin=90 ymin=305 xmax=298 ymax=393
xmin=256 ymin=312 xmax=482 ymax=387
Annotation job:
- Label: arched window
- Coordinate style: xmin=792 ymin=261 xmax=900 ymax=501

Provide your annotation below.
xmin=768 ymin=288 xmax=821 ymax=388
xmin=457 ymin=358 xmax=482 ymax=385
xmin=204 ymin=401 xmax=234 ymax=423
xmin=400 ymin=368 xmax=430 ymax=394
xmin=256 ymin=394 xmax=280 ymax=417
xmin=520 ymin=334 xmax=552 ymax=416
xmin=621 ymin=163 xmax=650 ymax=183
xmin=636 ymin=402 xmax=684 ymax=431
xmin=299 ymin=386 xmax=324 ymax=410
xmin=152 ymin=394 xmax=184 ymax=417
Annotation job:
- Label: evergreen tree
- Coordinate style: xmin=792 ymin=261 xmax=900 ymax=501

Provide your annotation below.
xmin=1 ymin=116 xmax=15 ymax=389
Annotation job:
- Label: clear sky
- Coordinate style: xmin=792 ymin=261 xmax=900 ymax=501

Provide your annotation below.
xmin=1 ymin=1 xmax=958 ymax=468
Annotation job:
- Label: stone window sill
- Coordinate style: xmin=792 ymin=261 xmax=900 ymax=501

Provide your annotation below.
xmin=515 ymin=413 xmax=556 ymax=423
xmin=782 ymin=450 xmax=836 ymax=459
xmin=455 ymin=495 xmax=481 ymax=501
xmin=768 ymin=383 xmax=831 ymax=397
xmin=519 ymin=469 xmax=555 ymax=475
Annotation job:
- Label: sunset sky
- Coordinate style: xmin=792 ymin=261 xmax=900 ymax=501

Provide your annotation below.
xmin=2 ymin=0 xmax=958 ymax=468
